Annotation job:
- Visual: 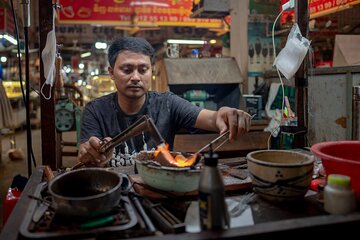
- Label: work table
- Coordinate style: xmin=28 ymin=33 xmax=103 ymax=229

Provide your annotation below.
xmin=174 ymin=119 xmax=271 ymax=157
xmin=1 ymin=164 xmax=360 ymax=240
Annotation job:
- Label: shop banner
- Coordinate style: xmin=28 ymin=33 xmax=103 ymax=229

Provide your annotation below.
xmin=280 ymin=0 xmax=360 ymax=22
xmin=0 ymin=7 xmax=15 ymax=36
xmin=310 ymin=0 xmax=360 ymax=18
xmin=0 ymin=8 xmax=4 ymax=31
xmin=58 ymin=0 xmax=224 ymax=28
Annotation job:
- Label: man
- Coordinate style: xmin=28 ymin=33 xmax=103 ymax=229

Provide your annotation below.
xmin=78 ymin=37 xmax=252 ymax=168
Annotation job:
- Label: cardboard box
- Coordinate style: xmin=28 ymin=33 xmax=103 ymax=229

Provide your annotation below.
xmin=333 ymin=35 xmax=360 ymax=67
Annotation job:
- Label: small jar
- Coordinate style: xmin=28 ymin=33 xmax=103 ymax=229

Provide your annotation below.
xmin=324 ymin=174 xmax=356 ymax=214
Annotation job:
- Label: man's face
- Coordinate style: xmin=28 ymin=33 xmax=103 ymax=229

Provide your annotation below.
xmin=109 ymin=50 xmax=152 ymax=100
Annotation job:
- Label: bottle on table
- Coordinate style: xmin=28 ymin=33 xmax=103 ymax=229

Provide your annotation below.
xmin=198 ymin=148 xmax=229 ymax=230
xmin=324 ymin=174 xmax=356 ymax=215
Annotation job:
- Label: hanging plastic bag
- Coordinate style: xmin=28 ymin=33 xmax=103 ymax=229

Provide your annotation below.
xmin=274 ymin=24 xmax=311 ymax=80
xmin=40 ymin=10 xmax=57 ymax=100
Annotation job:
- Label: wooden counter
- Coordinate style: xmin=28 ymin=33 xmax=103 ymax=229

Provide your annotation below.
xmin=174 ymin=120 xmax=270 ymax=157
xmin=2 ymin=166 xmax=360 ymax=240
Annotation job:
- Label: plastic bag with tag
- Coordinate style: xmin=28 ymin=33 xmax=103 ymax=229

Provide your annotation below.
xmin=274 ymin=24 xmax=311 ymax=80
xmin=40 ymin=10 xmax=57 ymax=99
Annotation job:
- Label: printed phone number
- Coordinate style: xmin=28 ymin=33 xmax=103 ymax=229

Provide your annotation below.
xmin=137 ymin=15 xmax=217 ymax=23
xmin=310 ymin=0 xmax=353 ymax=14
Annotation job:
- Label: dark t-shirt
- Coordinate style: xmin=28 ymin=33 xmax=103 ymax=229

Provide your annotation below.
xmin=80 ymin=91 xmax=202 ymax=167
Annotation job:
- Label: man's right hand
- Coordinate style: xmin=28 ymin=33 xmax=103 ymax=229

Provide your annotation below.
xmin=77 ymin=136 xmax=113 ymax=167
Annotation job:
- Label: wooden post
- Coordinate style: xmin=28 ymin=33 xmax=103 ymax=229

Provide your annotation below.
xmin=39 ymin=0 xmax=59 ymax=169
xmin=230 ymin=0 xmax=249 ymax=94
xmin=294 ymin=0 xmax=309 ymax=147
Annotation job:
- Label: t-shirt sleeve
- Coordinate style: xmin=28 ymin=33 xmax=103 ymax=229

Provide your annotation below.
xmin=80 ymin=102 xmax=103 ymax=144
xmin=168 ymin=92 xmax=202 ymax=131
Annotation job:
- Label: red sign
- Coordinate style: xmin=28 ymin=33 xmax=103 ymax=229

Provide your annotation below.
xmin=280 ymin=0 xmax=360 ymax=23
xmin=310 ymin=0 xmax=360 ymax=17
xmin=58 ymin=0 xmax=224 ymax=28
xmin=0 ymin=7 xmax=15 ymax=36
xmin=0 ymin=8 xmax=5 ymax=31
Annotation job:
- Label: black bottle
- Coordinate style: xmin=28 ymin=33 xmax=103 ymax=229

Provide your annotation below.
xmin=198 ymin=149 xmax=229 ymax=230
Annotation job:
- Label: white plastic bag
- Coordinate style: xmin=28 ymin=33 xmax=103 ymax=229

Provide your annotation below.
xmin=274 ymin=24 xmax=311 ymax=80
xmin=40 ymin=10 xmax=57 ymax=99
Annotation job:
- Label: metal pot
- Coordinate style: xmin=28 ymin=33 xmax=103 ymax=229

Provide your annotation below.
xmin=48 ymin=168 xmax=122 ymax=218
xmin=134 ymin=151 xmax=201 ymax=192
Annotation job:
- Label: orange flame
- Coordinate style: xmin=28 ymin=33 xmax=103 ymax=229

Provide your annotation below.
xmin=153 ymin=143 xmax=198 ymax=167
xmin=174 ymin=154 xmax=198 ymax=167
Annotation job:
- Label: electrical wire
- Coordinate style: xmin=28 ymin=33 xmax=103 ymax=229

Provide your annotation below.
xmin=267 ymin=9 xmax=287 ymax=150
xmin=24 ymin=11 xmax=34 ymax=177
xmin=272 ymin=9 xmax=286 ymax=115
xmin=9 ymin=0 xmax=25 ymax=107
xmin=9 ymin=0 xmax=36 ymax=176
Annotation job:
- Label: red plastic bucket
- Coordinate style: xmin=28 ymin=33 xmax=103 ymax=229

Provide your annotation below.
xmin=311 ymin=141 xmax=360 ymax=200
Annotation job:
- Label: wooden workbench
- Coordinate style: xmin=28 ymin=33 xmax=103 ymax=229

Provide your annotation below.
xmin=174 ymin=119 xmax=271 ymax=157
xmin=2 ymin=165 xmax=360 ymax=240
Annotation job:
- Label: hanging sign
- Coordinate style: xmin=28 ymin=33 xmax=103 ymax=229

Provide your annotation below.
xmin=0 ymin=8 xmax=4 ymax=31
xmin=280 ymin=0 xmax=360 ymax=23
xmin=310 ymin=0 xmax=360 ymax=18
xmin=58 ymin=0 xmax=225 ymax=28
xmin=0 ymin=7 xmax=15 ymax=36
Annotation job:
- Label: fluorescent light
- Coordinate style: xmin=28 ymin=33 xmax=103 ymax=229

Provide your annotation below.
xmin=209 ymin=39 xmax=217 ymax=44
xmin=81 ymin=52 xmax=91 ymax=58
xmin=3 ymin=34 xmax=18 ymax=45
xmin=1 ymin=56 xmax=7 ymax=63
xmin=167 ymin=39 xmax=207 ymax=45
xmin=95 ymin=42 xmax=107 ymax=49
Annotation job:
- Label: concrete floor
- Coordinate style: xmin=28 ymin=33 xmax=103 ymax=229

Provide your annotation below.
xmin=0 ymin=128 xmax=77 ymax=231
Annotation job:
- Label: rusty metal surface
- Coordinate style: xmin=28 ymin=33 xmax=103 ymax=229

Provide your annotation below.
xmin=308 ymin=70 xmax=360 ymax=145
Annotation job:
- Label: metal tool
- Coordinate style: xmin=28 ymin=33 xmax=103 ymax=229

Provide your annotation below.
xmin=186 ymin=113 xmax=256 ymax=166
xmin=195 ymin=113 xmax=256 ymax=155
xmin=29 ymin=182 xmax=51 ymax=223
xmin=196 ymin=130 xmax=230 ymax=155
xmin=142 ymin=198 xmax=185 ymax=233
xmin=130 ymin=194 xmax=156 ymax=233
xmin=98 ymin=115 xmax=165 ymax=154
xmin=71 ymin=115 xmax=165 ymax=170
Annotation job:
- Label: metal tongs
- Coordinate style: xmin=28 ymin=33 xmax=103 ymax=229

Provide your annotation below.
xmin=195 ymin=130 xmax=230 ymax=155
xmin=98 ymin=115 xmax=165 ymax=154
xmin=72 ymin=115 xmax=165 ymax=170
xmin=186 ymin=113 xmax=256 ymax=166
xmin=182 ymin=130 xmax=229 ymax=167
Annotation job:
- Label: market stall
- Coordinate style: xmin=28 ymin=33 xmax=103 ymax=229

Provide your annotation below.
xmin=1 ymin=161 xmax=360 ymax=240
xmin=3 ymin=1 xmax=360 ymax=239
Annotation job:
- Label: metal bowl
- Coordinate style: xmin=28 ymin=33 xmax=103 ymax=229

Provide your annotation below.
xmin=134 ymin=151 xmax=201 ymax=192
xmin=48 ymin=168 xmax=122 ymax=217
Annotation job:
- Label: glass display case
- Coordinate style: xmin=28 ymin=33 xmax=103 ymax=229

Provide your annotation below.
xmin=1 ymin=80 xmax=26 ymax=128
xmin=82 ymin=75 xmax=116 ymax=103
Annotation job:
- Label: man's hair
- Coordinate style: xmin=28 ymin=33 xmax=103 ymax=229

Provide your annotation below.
xmin=107 ymin=37 xmax=155 ymax=67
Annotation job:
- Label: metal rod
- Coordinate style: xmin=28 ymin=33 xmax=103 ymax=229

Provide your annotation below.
xmin=131 ymin=195 xmax=156 ymax=232
xmin=195 ymin=131 xmax=230 ymax=155
xmin=195 ymin=113 xmax=256 ymax=155
xmin=24 ymin=23 xmax=32 ymax=177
